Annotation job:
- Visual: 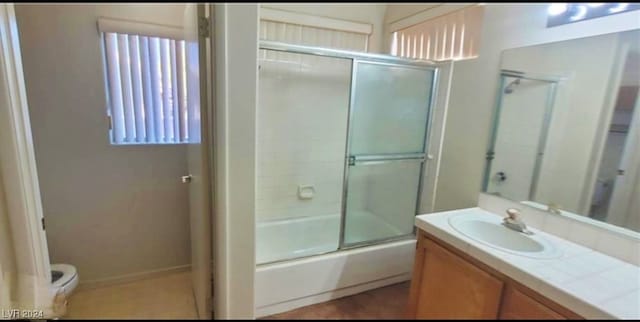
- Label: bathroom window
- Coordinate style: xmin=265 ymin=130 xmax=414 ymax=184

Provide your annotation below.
xmin=390 ymin=4 xmax=484 ymax=61
xmin=99 ymin=18 xmax=189 ymax=145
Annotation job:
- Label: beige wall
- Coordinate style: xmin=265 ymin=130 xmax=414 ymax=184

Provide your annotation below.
xmin=261 ymin=3 xmax=387 ymax=53
xmin=15 ymin=4 xmax=190 ymax=282
xmin=433 ymin=4 xmax=640 ymax=212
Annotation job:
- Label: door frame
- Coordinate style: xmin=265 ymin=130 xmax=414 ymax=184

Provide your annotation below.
xmin=212 ymin=3 xmax=259 ymax=319
xmin=185 ymin=3 xmax=214 ymax=319
xmin=579 ymin=41 xmax=631 ymax=214
xmin=606 ymin=82 xmax=640 ymax=227
xmin=0 ymin=2 xmax=53 ymax=316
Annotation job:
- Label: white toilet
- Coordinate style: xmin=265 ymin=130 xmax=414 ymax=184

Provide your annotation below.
xmin=51 ymin=264 xmax=79 ymax=298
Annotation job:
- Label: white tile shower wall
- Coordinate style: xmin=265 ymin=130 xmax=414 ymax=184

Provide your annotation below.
xmin=478 ymin=193 xmax=640 ymax=266
xmin=256 ymin=19 xmax=368 ymax=223
xmin=256 ymin=56 xmax=352 ymax=222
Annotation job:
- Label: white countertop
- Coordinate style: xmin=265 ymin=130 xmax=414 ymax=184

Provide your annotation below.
xmin=415 ymin=207 xmax=640 ymax=319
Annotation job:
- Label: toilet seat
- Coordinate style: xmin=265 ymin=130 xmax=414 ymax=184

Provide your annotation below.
xmin=51 ymin=264 xmax=78 ymax=296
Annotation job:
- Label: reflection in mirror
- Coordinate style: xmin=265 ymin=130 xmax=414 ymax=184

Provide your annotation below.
xmin=483 ymin=29 xmax=640 ymax=233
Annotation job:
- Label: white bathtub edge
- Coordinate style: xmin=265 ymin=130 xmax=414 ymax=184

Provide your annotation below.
xmin=255 ymin=239 xmax=416 ymax=317
xmin=254 ymin=273 xmax=411 ymax=318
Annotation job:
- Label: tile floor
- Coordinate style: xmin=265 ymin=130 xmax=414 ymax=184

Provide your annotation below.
xmin=64 ymin=271 xmax=198 ymax=320
xmin=63 ymin=271 xmax=410 ymax=320
xmin=263 ymin=282 xmax=411 ymax=320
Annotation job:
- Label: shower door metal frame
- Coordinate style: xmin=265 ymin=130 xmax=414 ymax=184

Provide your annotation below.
xmin=338 ymin=59 xmax=439 ymax=249
xmin=483 ymin=70 xmax=563 ymax=200
xmin=257 ymin=40 xmax=440 ymax=259
xmin=260 ymin=40 xmax=437 ymax=68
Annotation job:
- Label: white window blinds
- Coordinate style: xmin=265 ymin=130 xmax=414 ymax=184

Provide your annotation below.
xmin=99 ymin=18 xmax=188 ymax=144
xmin=259 ymin=7 xmax=371 ymax=52
xmin=391 ymin=5 xmax=485 ymax=61
xmin=259 ymin=19 xmax=369 ymax=74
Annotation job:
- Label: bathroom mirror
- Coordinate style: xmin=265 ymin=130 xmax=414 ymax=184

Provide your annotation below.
xmin=483 ymin=29 xmax=640 ymax=234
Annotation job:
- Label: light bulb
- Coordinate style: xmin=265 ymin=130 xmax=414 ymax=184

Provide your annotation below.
xmin=548 ymin=3 xmax=568 ymax=16
xmin=609 ymin=3 xmax=629 ymax=13
xmin=570 ymin=5 xmax=588 ymax=20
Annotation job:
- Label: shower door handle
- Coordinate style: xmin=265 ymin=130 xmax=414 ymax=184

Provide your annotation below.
xmin=181 ymin=174 xmax=193 ymax=184
xmin=348 ymin=153 xmax=425 ymax=166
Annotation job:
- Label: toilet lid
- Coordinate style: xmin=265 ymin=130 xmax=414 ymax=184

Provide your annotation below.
xmin=51 ymin=264 xmax=77 ymax=287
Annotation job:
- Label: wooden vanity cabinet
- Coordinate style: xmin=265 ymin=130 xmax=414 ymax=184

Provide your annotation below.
xmin=407 ymin=233 xmax=503 ymax=319
xmin=499 ymin=285 xmax=566 ymax=320
xmin=407 ymin=231 xmax=582 ymax=320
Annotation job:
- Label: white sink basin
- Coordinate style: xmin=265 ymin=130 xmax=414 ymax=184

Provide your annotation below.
xmin=448 ymin=213 xmax=562 ymax=259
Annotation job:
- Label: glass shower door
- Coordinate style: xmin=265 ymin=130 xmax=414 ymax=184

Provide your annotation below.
xmin=342 ymin=61 xmax=435 ymax=246
xmin=256 ymin=49 xmax=353 ymax=263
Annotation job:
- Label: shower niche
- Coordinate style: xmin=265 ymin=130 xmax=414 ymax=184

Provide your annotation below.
xmin=255 ymin=41 xmax=440 ymax=264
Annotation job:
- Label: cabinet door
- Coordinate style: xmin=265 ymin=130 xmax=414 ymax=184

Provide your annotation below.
xmin=411 ymin=238 xmax=504 ymax=319
xmin=499 ymin=286 xmax=566 ymax=320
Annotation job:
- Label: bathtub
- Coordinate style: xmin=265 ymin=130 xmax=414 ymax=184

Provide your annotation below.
xmin=256 ymin=214 xmax=341 ymax=264
xmin=255 ymin=213 xmax=416 ymax=317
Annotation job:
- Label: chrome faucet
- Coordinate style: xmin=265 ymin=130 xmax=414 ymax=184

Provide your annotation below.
xmin=502 ymin=208 xmax=533 ymax=235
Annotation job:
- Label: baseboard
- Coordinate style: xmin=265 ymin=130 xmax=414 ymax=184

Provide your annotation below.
xmin=254 ymin=273 xmax=412 ymax=318
xmin=76 ymin=264 xmax=191 ymax=292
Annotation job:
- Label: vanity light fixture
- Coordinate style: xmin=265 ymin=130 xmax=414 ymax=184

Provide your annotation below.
xmin=547 ymin=3 xmax=640 ymax=27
